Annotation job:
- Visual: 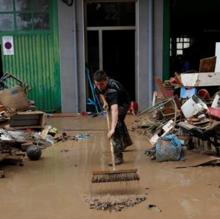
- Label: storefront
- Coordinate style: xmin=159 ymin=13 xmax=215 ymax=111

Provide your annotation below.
xmin=0 ymin=0 xmax=166 ymax=112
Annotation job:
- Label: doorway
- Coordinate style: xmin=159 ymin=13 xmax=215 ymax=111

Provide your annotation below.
xmin=85 ymin=1 xmax=136 ymax=104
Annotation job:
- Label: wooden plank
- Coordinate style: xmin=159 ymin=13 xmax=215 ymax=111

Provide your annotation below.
xmin=15 ymin=111 xmax=44 ymax=115
xmin=181 ymin=72 xmax=220 ymax=87
xmin=176 ymin=155 xmax=220 ymax=168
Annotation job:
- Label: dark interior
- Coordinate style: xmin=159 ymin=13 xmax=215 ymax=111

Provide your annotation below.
xmin=103 ymin=30 xmax=135 ymax=100
xmin=86 ymin=2 xmax=135 ymax=112
xmin=170 ymin=0 xmax=220 ymax=75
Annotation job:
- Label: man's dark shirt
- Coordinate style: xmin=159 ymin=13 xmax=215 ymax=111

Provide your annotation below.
xmin=95 ymin=78 xmax=130 ymax=108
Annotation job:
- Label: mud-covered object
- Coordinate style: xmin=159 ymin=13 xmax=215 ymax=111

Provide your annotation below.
xmin=155 ymin=134 xmax=183 ymax=161
xmin=0 ymin=85 xmax=29 ymax=111
xmin=26 ymin=145 xmax=42 ymax=161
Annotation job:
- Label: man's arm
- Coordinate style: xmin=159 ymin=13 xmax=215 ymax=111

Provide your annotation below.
xmin=99 ymin=94 xmax=109 ymax=110
xmin=107 ymin=104 xmax=118 ymax=138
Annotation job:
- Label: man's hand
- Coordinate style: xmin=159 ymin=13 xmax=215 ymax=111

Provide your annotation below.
xmin=107 ymin=129 xmax=115 ymax=139
xmin=103 ymin=103 xmax=109 ymax=111
xmin=99 ymin=94 xmax=109 ymax=111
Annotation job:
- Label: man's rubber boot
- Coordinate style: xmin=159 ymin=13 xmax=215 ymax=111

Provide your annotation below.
xmin=108 ymin=155 xmax=124 ymax=166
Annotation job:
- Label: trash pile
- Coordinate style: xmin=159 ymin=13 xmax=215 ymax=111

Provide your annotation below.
xmin=131 ymin=71 xmax=220 ymax=161
xmin=0 ymin=73 xmax=55 ymax=178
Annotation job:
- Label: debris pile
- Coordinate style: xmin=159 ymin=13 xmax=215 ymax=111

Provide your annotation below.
xmin=85 ymin=194 xmax=146 ymax=212
xmin=0 ymin=73 xmax=56 ymax=177
xmin=131 ymin=68 xmax=220 ymax=160
xmin=130 ymin=97 xmax=178 ymax=143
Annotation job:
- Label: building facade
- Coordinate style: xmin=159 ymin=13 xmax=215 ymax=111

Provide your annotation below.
xmin=0 ymin=0 xmax=168 ymax=112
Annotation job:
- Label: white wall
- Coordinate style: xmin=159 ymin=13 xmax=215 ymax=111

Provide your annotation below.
xmin=58 ymin=0 xmax=165 ymax=112
xmin=58 ymin=1 xmax=79 ymax=112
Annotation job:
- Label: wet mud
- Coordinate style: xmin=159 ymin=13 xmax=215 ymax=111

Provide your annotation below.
xmin=0 ymin=115 xmax=220 ymax=219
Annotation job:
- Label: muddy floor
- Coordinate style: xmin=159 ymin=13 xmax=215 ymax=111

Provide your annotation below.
xmin=0 ymin=115 xmax=220 ymax=219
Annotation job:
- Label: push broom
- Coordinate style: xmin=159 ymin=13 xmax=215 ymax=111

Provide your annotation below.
xmin=91 ymin=109 xmax=140 ymax=183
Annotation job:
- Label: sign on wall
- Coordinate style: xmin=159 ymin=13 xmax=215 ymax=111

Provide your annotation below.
xmin=2 ymin=36 xmax=14 ymax=55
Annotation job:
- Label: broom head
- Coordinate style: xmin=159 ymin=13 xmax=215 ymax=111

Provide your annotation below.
xmin=91 ymin=168 xmax=140 ymax=183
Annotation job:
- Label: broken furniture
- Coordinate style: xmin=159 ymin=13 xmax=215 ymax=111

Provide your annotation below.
xmin=0 ymin=73 xmax=30 ymax=93
xmin=155 ymin=77 xmax=174 ymax=98
xmin=131 ymin=98 xmax=178 ymax=141
xmin=178 ymin=121 xmax=220 ymax=156
xmin=181 ymin=72 xmax=220 ymax=87
xmin=180 ymin=72 xmax=220 ymax=105
xmin=0 ymin=126 xmax=54 ymax=177
xmin=199 ymin=56 xmax=216 ymax=72
xmin=0 ymin=129 xmax=26 ymax=177
xmin=10 ymin=111 xmax=47 ymax=129
xmin=155 ymin=77 xmax=182 ymax=110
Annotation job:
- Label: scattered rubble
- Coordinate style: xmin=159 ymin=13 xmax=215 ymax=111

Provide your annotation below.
xmin=85 ymin=194 xmax=146 ymax=212
xmin=55 ymin=132 xmax=90 ymax=142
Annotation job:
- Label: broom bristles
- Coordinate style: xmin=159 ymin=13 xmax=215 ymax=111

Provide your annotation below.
xmin=91 ymin=169 xmax=140 ymax=183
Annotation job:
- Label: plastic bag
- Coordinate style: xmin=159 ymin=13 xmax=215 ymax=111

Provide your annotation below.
xmin=156 ymin=134 xmax=183 ymax=161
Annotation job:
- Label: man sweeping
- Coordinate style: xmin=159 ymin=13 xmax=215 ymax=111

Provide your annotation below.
xmin=93 ymin=70 xmax=133 ymax=165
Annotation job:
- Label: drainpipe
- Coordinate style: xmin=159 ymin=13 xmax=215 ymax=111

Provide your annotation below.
xmin=73 ymin=1 xmax=79 ymax=112
xmin=148 ymin=0 xmax=154 ymax=104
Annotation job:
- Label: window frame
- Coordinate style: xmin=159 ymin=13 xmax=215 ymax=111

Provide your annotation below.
xmin=0 ymin=0 xmax=51 ymax=33
xmin=170 ymin=36 xmax=192 ymax=57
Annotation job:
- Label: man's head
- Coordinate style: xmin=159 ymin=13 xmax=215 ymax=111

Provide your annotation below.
xmin=93 ymin=70 xmax=108 ymax=91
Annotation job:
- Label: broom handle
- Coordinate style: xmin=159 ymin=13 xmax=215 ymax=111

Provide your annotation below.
xmin=106 ymin=110 xmax=116 ymax=171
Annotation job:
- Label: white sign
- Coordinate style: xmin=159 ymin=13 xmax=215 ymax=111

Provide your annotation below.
xmin=2 ymin=36 xmax=14 ymax=55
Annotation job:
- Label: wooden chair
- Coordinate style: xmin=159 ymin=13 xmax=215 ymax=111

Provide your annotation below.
xmin=199 ymin=56 xmax=216 ymax=72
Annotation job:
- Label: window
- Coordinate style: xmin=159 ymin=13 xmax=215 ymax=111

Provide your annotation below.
xmin=0 ymin=0 xmax=50 ymax=31
xmin=87 ymin=2 xmax=135 ymax=27
xmin=176 ymin=37 xmax=191 ymax=55
xmin=170 ymin=37 xmax=191 ymax=56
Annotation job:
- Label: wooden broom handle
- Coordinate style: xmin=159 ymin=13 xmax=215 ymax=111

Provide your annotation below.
xmin=103 ymin=97 xmax=116 ymax=171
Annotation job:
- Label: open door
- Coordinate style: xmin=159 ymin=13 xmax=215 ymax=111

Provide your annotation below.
xmin=85 ymin=1 xmax=136 ymax=111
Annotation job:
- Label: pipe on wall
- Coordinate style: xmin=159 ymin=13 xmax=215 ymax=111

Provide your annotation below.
xmin=73 ymin=1 xmax=79 ymax=111
xmin=147 ymin=0 xmax=154 ymax=104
